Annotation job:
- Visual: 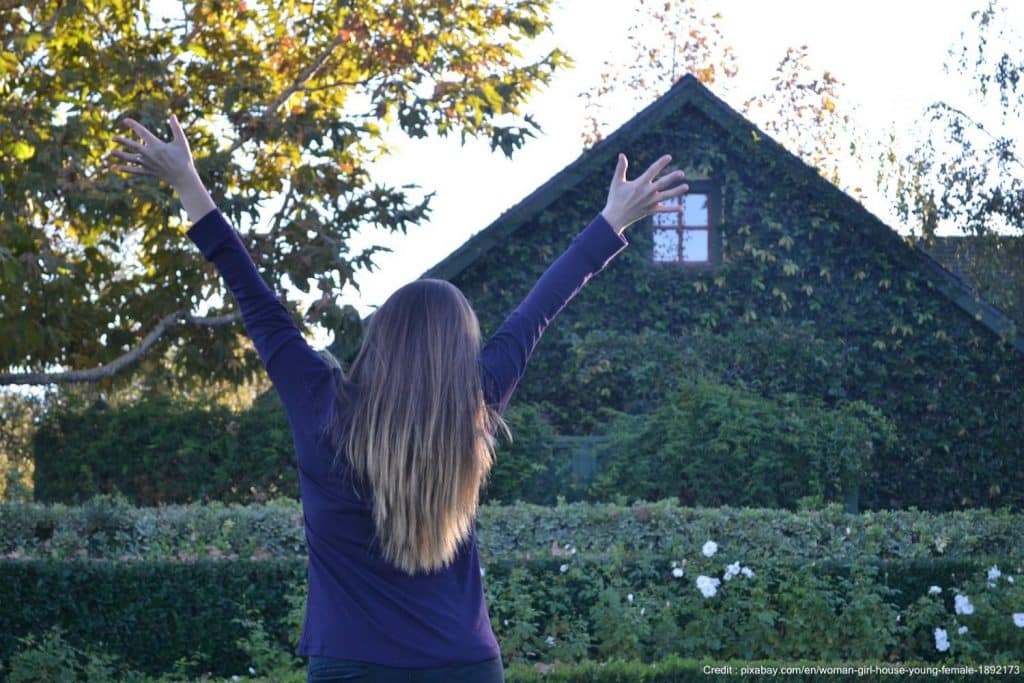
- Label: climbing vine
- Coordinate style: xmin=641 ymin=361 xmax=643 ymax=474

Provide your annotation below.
xmin=456 ymin=102 xmax=1024 ymax=512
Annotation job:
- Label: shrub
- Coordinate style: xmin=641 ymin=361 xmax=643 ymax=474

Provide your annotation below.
xmin=5 ymin=625 xmax=131 ymax=683
xmin=32 ymin=393 xmax=296 ymax=506
xmin=483 ymin=402 xmax=559 ymax=505
xmin=589 ymin=378 xmax=896 ymax=509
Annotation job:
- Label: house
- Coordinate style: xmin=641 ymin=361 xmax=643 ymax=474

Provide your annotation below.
xmin=337 ymin=75 xmax=1024 ymax=512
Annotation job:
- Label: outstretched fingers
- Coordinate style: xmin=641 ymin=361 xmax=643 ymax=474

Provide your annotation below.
xmin=653 ymin=169 xmax=686 ymax=191
xmin=112 ymin=117 xmax=160 ymax=162
xmin=601 ymin=150 xmax=693 ymax=232
xmin=652 ymin=200 xmax=685 ymax=215
xmin=121 ymin=166 xmax=154 ymax=176
xmin=657 ymin=180 xmax=690 ymax=201
xmin=649 ymin=165 xmax=688 ymax=213
xmin=639 ymin=154 xmax=673 ymax=184
xmin=122 ymin=117 xmax=160 ymax=146
xmin=110 ymin=149 xmax=143 ymax=164
xmin=112 ymin=135 xmax=146 ymax=154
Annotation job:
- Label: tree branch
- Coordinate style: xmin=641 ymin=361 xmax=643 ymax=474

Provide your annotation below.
xmin=929 ymin=101 xmax=1024 ymax=173
xmin=0 ymin=308 xmax=242 ymax=386
xmin=227 ymin=31 xmax=349 ymax=155
xmin=80 ymin=3 xmax=132 ymax=64
xmin=160 ymin=23 xmax=202 ymax=71
xmin=300 ymin=77 xmax=376 ymax=93
xmin=267 ymin=181 xmax=297 ymax=244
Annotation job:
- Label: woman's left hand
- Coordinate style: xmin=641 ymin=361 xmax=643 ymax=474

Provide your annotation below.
xmin=111 ymin=114 xmax=198 ymax=188
xmin=600 ymin=153 xmax=689 ymax=235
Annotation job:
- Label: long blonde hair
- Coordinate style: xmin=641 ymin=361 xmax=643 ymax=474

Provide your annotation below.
xmin=319 ymin=278 xmax=511 ymax=575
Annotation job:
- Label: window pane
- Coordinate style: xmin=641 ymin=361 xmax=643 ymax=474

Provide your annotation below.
xmin=682 ymin=229 xmax=709 ymax=262
xmin=652 ymin=196 xmax=680 ymax=227
xmin=653 ymin=229 xmax=679 ymax=261
xmin=683 ymin=194 xmax=708 ymax=226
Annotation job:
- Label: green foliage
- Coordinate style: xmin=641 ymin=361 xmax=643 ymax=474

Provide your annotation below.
xmin=3 ymin=498 xmax=1021 ymax=677
xmin=6 ymin=496 xmax=1024 ymax=567
xmin=5 ymin=625 xmax=133 ymax=683
xmin=898 ymin=566 xmax=1024 ymax=663
xmin=9 ymin=554 xmax=1022 ymax=679
xmin=0 ymin=0 xmax=569 ymax=402
xmin=230 ymin=579 xmax=308 ymax=681
xmin=30 ymin=393 xmax=577 ymax=508
xmin=483 ymin=402 xmax=559 ymax=505
xmin=0 ymin=556 xmax=303 ymax=679
xmin=0 ymin=389 xmax=46 ymax=502
xmin=881 ymin=0 xmax=1024 ymax=326
xmin=589 ymin=378 xmax=895 ymax=509
xmin=455 ymin=96 xmax=1024 ymax=512
xmin=588 ymin=584 xmax=648 ymax=660
xmin=2 ymin=499 xmax=1023 ymax=679
xmin=538 ymin=320 xmax=856 ymax=422
xmin=32 ymin=392 xmax=297 ymax=505
xmin=501 ymin=655 xmax=987 ymax=683
xmin=487 ymin=566 xmax=545 ymax=666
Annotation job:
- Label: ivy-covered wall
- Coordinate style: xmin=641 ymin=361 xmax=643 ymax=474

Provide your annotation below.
xmin=450 ymin=100 xmax=1024 ymax=513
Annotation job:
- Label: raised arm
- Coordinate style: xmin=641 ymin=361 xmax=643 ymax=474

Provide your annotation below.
xmin=480 ymin=153 xmax=689 ymax=414
xmin=112 ymin=114 xmax=332 ymax=428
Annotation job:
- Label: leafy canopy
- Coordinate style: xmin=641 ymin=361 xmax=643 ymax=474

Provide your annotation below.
xmin=0 ymin=0 xmax=569 ymax=398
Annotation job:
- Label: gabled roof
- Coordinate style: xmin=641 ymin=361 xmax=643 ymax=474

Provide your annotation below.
xmin=924 ymin=235 xmax=1018 ymax=290
xmin=419 ymin=74 xmax=1023 ymax=354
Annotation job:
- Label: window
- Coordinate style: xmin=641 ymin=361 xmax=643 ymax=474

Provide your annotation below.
xmin=651 ymin=178 xmax=721 ymax=268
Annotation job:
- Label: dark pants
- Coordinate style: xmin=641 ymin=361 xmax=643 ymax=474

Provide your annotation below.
xmin=307 ymin=655 xmax=505 ymax=683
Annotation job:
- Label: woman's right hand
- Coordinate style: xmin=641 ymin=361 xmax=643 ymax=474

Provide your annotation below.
xmin=600 ymin=153 xmax=689 ymax=235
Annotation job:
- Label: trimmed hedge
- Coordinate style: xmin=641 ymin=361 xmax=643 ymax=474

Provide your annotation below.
xmin=4 ymin=495 xmax=1022 ymax=565
xmin=503 ymin=657 xmax=1012 ymax=683
xmin=2 ymin=556 xmax=1022 ymax=680
xmin=31 ymin=393 xmax=297 ymax=506
xmin=29 ymin=393 xmax=568 ymax=507
xmin=4 ymin=630 xmax=1008 ymax=683
xmin=2 ymin=498 xmax=1023 ymax=679
xmin=0 ymin=558 xmax=303 ymax=678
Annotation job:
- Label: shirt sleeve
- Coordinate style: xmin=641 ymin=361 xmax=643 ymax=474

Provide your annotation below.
xmin=479 ymin=212 xmax=628 ymax=415
xmin=186 ymin=208 xmax=332 ymax=429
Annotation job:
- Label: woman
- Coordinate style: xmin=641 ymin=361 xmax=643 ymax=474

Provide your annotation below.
xmin=112 ymin=113 xmax=688 ymax=682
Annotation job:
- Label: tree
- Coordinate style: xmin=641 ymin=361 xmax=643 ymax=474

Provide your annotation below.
xmin=577 ymin=1 xmax=865 ymax=193
xmin=880 ymin=0 xmax=1023 ymax=327
xmin=741 ymin=44 xmax=865 ymax=194
xmin=0 ymin=390 xmax=43 ymax=501
xmin=578 ymin=0 xmax=737 ymax=147
xmin=0 ymin=0 xmax=569 ymax=400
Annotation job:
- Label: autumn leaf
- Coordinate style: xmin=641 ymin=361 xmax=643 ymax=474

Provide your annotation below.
xmin=11 ymin=141 xmax=35 ymax=160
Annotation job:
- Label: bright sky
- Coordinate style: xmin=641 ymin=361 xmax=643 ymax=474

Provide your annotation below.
xmin=8 ymin=0 xmax=1018 ymax=401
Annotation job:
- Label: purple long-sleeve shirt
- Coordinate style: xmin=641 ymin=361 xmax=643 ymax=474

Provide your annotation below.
xmin=186 ymin=208 xmax=628 ymax=667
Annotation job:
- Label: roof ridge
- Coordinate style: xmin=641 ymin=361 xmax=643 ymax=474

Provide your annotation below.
xmin=414 ymin=74 xmax=1023 ymax=353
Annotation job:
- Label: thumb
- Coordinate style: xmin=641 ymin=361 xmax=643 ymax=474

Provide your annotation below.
xmin=168 ymin=113 xmax=185 ymax=142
